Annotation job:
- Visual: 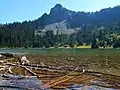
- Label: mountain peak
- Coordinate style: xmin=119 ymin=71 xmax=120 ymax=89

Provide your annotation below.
xmin=50 ymin=4 xmax=63 ymax=12
xmin=50 ymin=4 xmax=64 ymax=16
xmin=54 ymin=4 xmax=62 ymax=8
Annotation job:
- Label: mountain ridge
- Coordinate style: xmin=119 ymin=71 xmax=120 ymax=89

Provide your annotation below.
xmin=2 ymin=4 xmax=120 ymax=30
xmin=32 ymin=4 xmax=120 ymax=29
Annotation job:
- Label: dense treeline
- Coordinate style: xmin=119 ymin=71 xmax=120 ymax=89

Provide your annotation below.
xmin=1 ymin=21 xmax=120 ymax=48
xmin=0 ymin=22 xmax=35 ymax=47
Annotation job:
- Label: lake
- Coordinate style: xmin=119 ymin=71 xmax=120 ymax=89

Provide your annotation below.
xmin=1 ymin=48 xmax=120 ymax=75
xmin=0 ymin=48 xmax=120 ymax=89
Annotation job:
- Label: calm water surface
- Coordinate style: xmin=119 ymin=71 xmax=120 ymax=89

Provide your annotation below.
xmin=0 ymin=48 xmax=120 ymax=90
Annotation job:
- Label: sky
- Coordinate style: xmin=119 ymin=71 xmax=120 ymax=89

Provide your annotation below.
xmin=0 ymin=0 xmax=120 ymax=24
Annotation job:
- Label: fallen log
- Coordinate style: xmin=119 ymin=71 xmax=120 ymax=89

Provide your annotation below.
xmin=5 ymin=63 xmax=17 ymax=66
xmin=37 ymin=74 xmax=63 ymax=79
xmin=0 ymin=68 xmax=7 ymax=71
xmin=1 ymin=74 xmax=23 ymax=79
xmin=30 ymin=66 xmax=66 ymax=73
xmin=1 ymin=53 xmax=14 ymax=58
xmin=41 ymin=75 xmax=75 ymax=89
xmin=8 ymin=66 xmax=14 ymax=74
xmin=0 ymin=66 xmax=8 ymax=71
xmin=0 ymin=58 xmax=14 ymax=64
xmin=20 ymin=65 xmax=39 ymax=78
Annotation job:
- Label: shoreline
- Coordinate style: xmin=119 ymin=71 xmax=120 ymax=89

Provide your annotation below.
xmin=0 ymin=46 xmax=115 ymax=49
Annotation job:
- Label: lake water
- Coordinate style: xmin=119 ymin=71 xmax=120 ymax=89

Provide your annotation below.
xmin=0 ymin=48 xmax=120 ymax=89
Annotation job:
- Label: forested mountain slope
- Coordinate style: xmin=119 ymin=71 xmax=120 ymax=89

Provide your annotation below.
xmin=1 ymin=4 xmax=120 ymax=48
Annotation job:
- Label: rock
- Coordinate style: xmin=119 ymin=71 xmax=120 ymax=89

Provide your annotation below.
xmin=0 ymin=54 xmax=2 ymax=58
xmin=21 ymin=56 xmax=30 ymax=65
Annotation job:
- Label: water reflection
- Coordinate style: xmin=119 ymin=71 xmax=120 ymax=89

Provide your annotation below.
xmin=0 ymin=74 xmax=43 ymax=90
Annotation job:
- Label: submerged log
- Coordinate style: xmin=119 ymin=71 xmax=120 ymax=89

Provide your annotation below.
xmin=0 ymin=58 xmax=14 ymax=63
xmin=1 ymin=74 xmax=23 ymax=79
xmin=41 ymin=75 xmax=75 ymax=89
xmin=8 ymin=67 xmax=13 ymax=74
xmin=20 ymin=65 xmax=39 ymax=78
xmin=0 ymin=66 xmax=8 ymax=71
xmin=1 ymin=53 xmax=14 ymax=58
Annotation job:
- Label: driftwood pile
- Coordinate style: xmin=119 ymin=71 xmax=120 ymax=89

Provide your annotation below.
xmin=0 ymin=53 xmax=120 ymax=89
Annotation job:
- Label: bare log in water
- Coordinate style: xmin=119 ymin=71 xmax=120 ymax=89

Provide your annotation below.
xmin=41 ymin=75 xmax=76 ymax=89
xmin=20 ymin=65 xmax=39 ymax=77
xmin=8 ymin=66 xmax=14 ymax=74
